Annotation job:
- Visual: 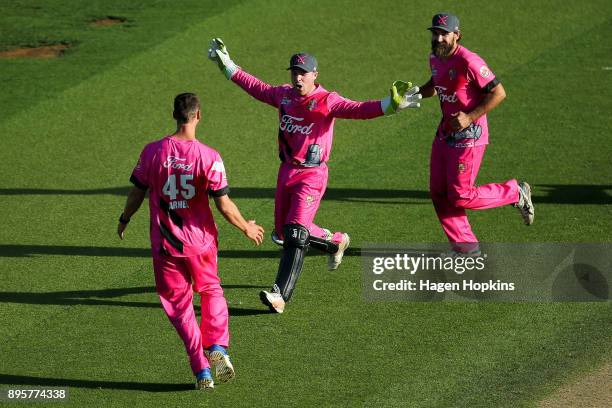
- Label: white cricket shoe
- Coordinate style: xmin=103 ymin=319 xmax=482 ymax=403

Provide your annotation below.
xmin=515 ymin=182 xmax=534 ymax=225
xmin=204 ymin=345 xmax=235 ymax=383
xmin=328 ymin=233 xmax=350 ymax=271
xmin=195 ymin=378 xmax=214 ymax=390
xmin=259 ymin=285 xmax=285 ymax=313
xmin=195 ymin=368 xmax=214 ymax=390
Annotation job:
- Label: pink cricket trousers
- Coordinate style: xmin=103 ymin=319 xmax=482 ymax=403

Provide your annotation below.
xmin=275 ymin=162 xmax=343 ymax=243
xmin=152 ymin=245 xmax=229 ymax=375
xmin=429 ymin=137 xmax=519 ymax=246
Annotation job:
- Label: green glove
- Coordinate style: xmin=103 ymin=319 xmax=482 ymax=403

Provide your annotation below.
xmin=207 ymin=38 xmax=238 ymax=80
xmin=381 ymin=81 xmax=422 ymax=115
xmin=390 ymin=80 xmax=410 ymax=112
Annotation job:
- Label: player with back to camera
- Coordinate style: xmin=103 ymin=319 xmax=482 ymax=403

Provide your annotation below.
xmin=207 ymin=38 xmax=422 ymax=313
xmin=419 ymin=13 xmax=534 ymax=255
xmin=117 ymin=93 xmax=264 ymax=390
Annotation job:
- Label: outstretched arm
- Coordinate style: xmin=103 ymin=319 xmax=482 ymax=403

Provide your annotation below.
xmin=117 ymin=186 xmax=146 ymax=240
xmin=207 ymin=38 xmax=238 ymax=79
xmin=380 ymin=81 xmax=421 ymax=115
xmin=213 ymin=194 xmax=264 ymax=245
xmin=231 ymin=69 xmax=282 ymax=107
xmin=329 ymin=81 xmax=421 ymax=119
xmin=208 ymin=38 xmax=280 ymax=107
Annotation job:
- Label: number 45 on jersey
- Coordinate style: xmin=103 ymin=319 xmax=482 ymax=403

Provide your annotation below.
xmin=162 ymin=174 xmax=195 ymax=209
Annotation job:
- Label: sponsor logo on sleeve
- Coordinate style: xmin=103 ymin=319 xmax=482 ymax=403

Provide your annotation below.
xmin=211 ymin=160 xmax=225 ymax=173
xmin=479 ymin=65 xmax=491 ymax=78
xmin=211 ymin=160 xmax=227 ymax=181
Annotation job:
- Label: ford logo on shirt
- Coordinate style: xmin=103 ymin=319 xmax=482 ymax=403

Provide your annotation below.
xmin=163 ymin=156 xmax=193 ymax=171
xmin=280 ymin=115 xmax=314 ymax=135
xmin=434 ymin=85 xmax=458 ymax=103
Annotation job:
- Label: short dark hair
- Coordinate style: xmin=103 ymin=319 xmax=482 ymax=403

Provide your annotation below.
xmin=173 ymin=93 xmax=200 ymax=124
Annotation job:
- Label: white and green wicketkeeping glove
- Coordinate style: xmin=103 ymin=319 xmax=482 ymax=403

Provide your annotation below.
xmin=381 ymin=81 xmax=422 ymax=115
xmin=207 ymin=38 xmax=238 ymax=80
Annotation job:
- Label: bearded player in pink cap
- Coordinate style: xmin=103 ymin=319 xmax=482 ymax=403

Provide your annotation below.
xmin=208 ymin=38 xmax=422 ymax=313
xmin=117 ymin=93 xmax=264 ymax=390
xmin=419 ymin=12 xmax=534 ymax=255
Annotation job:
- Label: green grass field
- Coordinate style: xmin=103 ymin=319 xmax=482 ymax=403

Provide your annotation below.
xmin=1 ymin=0 xmax=611 ymax=406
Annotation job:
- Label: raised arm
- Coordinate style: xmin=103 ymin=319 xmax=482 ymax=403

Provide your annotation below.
xmin=231 ymin=69 xmax=282 ymax=107
xmin=208 ymin=38 xmax=280 ymax=107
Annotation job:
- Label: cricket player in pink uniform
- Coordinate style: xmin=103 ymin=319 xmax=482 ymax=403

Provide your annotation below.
xmin=420 ymin=13 xmax=534 ymax=254
xmin=117 ymin=93 xmax=264 ymax=390
xmin=208 ymin=38 xmax=421 ymax=313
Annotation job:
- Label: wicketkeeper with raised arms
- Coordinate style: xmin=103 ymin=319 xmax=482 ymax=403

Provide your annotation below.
xmin=208 ymin=38 xmax=421 ymax=313
xmin=117 ymin=93 xmax=264 ymax=390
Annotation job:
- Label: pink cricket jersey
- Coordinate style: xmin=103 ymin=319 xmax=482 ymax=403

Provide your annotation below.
xmin=232 ymin=69 xmax=384 ymax=165
xmin=130 ymin=136 xmax=229 ymax=257
xmin=429 ymin=45 xmax=498 ymax=147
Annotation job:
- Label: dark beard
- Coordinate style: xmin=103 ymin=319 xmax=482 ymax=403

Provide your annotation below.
xmin=431 ymin=40 xmax=454 ymax=57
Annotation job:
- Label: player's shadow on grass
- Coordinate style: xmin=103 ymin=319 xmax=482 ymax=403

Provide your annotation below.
xmin=535 ymin=184 xmax=612 ymax=205
xmin=230 ymin=187 xmax=431 ymax=204
xmin=2 ymin=184 xmax=611 ymax=204
xmin=0 ymin=244 xmax=362 ymax=259
xmin=0 ymin=286 xmax=270 ymax=316
xmin=0 ymin=373 xmax=193 ymax=392
xmin=0 ymin=245 xmax=278 ymax=258
xmin=0 ymin=186 xmax=430 ymax=204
